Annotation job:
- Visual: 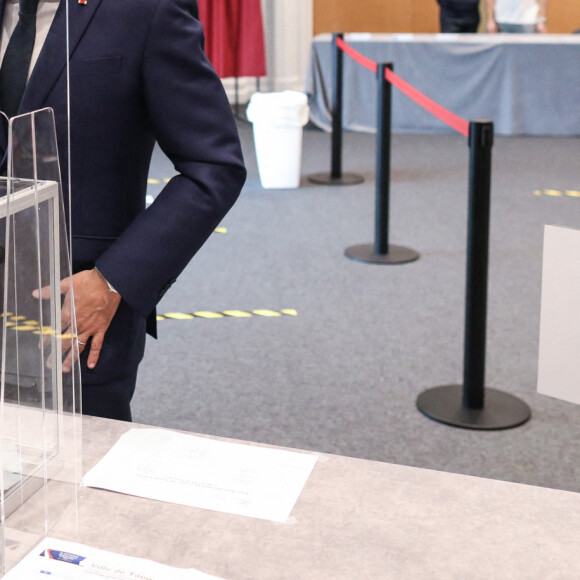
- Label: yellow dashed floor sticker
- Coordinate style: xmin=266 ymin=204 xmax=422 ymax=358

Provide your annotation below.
xmin=0 ymin=308 xmax=295 ymax=335
xmin=156 ymin=309 xmax=297 ymax=321
xmin=252 ymin=309 xmax=281 ymax=317
xmin=222 ymin=310 xmax=252 ymax=317
xmin=33 ymin=327 xmax=56 ymax=335
xmin=535 ymin=189 xmax=580 ymax=197
xmin=193 ymin=311 xmax=224 ymax=319
xmin=164 ymin=313 xmax=195 ymax=320
xmin=148 ymin=177 xmax=174 ymax=184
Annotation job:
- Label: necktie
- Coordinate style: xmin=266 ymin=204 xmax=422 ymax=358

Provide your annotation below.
xmin=0 ymin=0 xmax=40 ymax=118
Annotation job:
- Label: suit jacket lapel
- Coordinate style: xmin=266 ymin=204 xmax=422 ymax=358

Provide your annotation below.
xmin=19 ymin=0 xmax=103 ymax=113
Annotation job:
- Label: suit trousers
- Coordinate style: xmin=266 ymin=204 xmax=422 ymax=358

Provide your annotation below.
xmin=81 ymin=369 xmax=138 ymax=422
xmin=78 ymin=299 xmax=147 ymax=421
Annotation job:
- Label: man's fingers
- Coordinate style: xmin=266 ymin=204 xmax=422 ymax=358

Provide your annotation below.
xmin=61 ymin=334 xmax=93 ymax=373
xmin=87 ymin=332 xmax=104 ymax=370
xmin=59 ymin=329 xmax=76 ymax=373
xmin=32 ymin=276 xmax=72 ymax=300
xmin=61 ymin=350 xmax=73 ymax=374
xmin=35 ymin=270 xmax=121 ymax=373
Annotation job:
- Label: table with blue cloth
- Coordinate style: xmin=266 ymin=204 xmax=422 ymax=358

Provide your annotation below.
xmin=306 ymin=33 xmax=580 ymax=136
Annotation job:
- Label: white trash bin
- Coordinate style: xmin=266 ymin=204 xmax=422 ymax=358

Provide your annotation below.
xmin=246 ymin=91 xmax=309 ymax=189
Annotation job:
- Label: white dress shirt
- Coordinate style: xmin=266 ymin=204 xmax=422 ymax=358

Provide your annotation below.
xmin=494 ymin=0 xmax=540 ymax=25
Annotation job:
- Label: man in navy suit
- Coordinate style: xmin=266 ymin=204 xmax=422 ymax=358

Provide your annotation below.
xmin=3 ymin=0 xmax=246 ymax=420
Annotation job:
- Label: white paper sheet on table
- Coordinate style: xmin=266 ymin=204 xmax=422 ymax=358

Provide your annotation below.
xmin=83 ymin=428 xmax=318 ymax=523
xmin=4 ymin=537 xmax=222 ymax=579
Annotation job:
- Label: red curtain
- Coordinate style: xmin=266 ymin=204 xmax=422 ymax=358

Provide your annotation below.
xmin=198 ymin=0 xmax=267 ymax=78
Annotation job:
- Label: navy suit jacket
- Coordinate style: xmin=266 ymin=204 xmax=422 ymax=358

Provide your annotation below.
xmin=1 ymin=0 xmax=246 ymax=383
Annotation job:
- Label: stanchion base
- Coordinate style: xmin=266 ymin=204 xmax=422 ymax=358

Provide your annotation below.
xmin=416 ymin=385 xmax=531 ymax=430
xmin=345 ymin=244 xmax=419 ymax=265
xmin=308 ymin=172 xmax=364 ymax=185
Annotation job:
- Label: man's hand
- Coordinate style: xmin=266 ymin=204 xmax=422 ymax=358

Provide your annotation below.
xmin=33 ymin=269 xmax=121 ymax=373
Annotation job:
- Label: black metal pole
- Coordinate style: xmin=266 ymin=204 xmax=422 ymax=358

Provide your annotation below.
xmin=463 ymin=121 xmax=493 ymax=409
xmin=330 ymin=32 xmax=344 ymax=179
xmin=309 ymin=34 xmax=363 ymax=186
xmin=416 ymin=119 xmax=531 ymax=430
xmin=344 ymin=63 xmax=419 ymax=265
xmin=374 ymin=63 xmax=391 ymax=255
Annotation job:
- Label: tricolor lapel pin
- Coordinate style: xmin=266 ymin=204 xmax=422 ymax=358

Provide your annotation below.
xmin=78 ymin=0 xmax=88 ymax=4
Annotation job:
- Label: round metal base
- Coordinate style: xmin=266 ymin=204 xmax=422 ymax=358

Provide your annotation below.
xmin=308 ymin=172 xmax=364 ymax=186
xmin=416 ymin=385 xmax=531 ymax=430
xmin=345 ymin=244 xmax=419 ymax=265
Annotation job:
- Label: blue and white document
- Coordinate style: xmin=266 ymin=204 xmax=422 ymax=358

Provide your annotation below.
xmin=4 ymin=537 xmax=222 ymax=579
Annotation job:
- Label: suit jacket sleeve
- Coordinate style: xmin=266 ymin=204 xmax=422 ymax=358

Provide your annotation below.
xmin=94 ymin=0 xmax=246 ymax=318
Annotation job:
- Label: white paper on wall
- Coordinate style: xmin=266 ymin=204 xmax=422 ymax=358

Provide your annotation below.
xmin=537 ymin=225 xmax=580 ymax=405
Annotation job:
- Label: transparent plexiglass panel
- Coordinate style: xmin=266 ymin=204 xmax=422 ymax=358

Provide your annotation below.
xmin=0 ymin=109 xmax=81 ymax=574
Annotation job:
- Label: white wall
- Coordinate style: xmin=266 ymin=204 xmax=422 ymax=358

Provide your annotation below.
xmin=222 ymin=0 xmax=313 ymax=104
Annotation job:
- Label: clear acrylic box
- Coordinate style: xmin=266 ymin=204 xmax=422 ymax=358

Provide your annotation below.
xmin=0 ymin=109 xmax=82 ymax=574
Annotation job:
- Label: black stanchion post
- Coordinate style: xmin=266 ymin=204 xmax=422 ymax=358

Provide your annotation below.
xmin=416 ymin=121 xmax=531 ymax=430
xmin=330 ymin=31 xmax=344 ymax=180
xmin=463 ymin=120 xmax=492 ymax=410
xmin=308 ymin=33 xmax=364 ymax=186
xmin=375 ymin=61 xmax=391 ymax=256
xmin=345 ymin=63 xmax=419 ymax=265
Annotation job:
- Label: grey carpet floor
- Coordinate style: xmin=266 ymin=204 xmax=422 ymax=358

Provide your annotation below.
xmin=133 ymin=121 xmax=580 ymax=494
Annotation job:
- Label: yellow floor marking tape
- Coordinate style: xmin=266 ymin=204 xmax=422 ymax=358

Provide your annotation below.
xmin=535 ymin=189 xmax=580 ymax=197
xmin=193 ymin=311 xmax=224 ymax=319
xmin=147 ymin=177 xmax=175 ymax=184
xmin=157 ymin=309 xmax=297 ymax=321
xmin=223 ymin=310 xmax=252 ymax=317
xmin=1 ymin=308 xmax=296 ymax=332
xmin=33 ymin=327 xmax=56 ymax=335
xmin=252 ymin=309 xmax=281 ymax=317
xmin=280 ymin=309 xmax=297 ymax=316
xmin=164 ymin=313 xmax=195 ymax=320
xmin=0 ymin=317 xmax=76 ymax=336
